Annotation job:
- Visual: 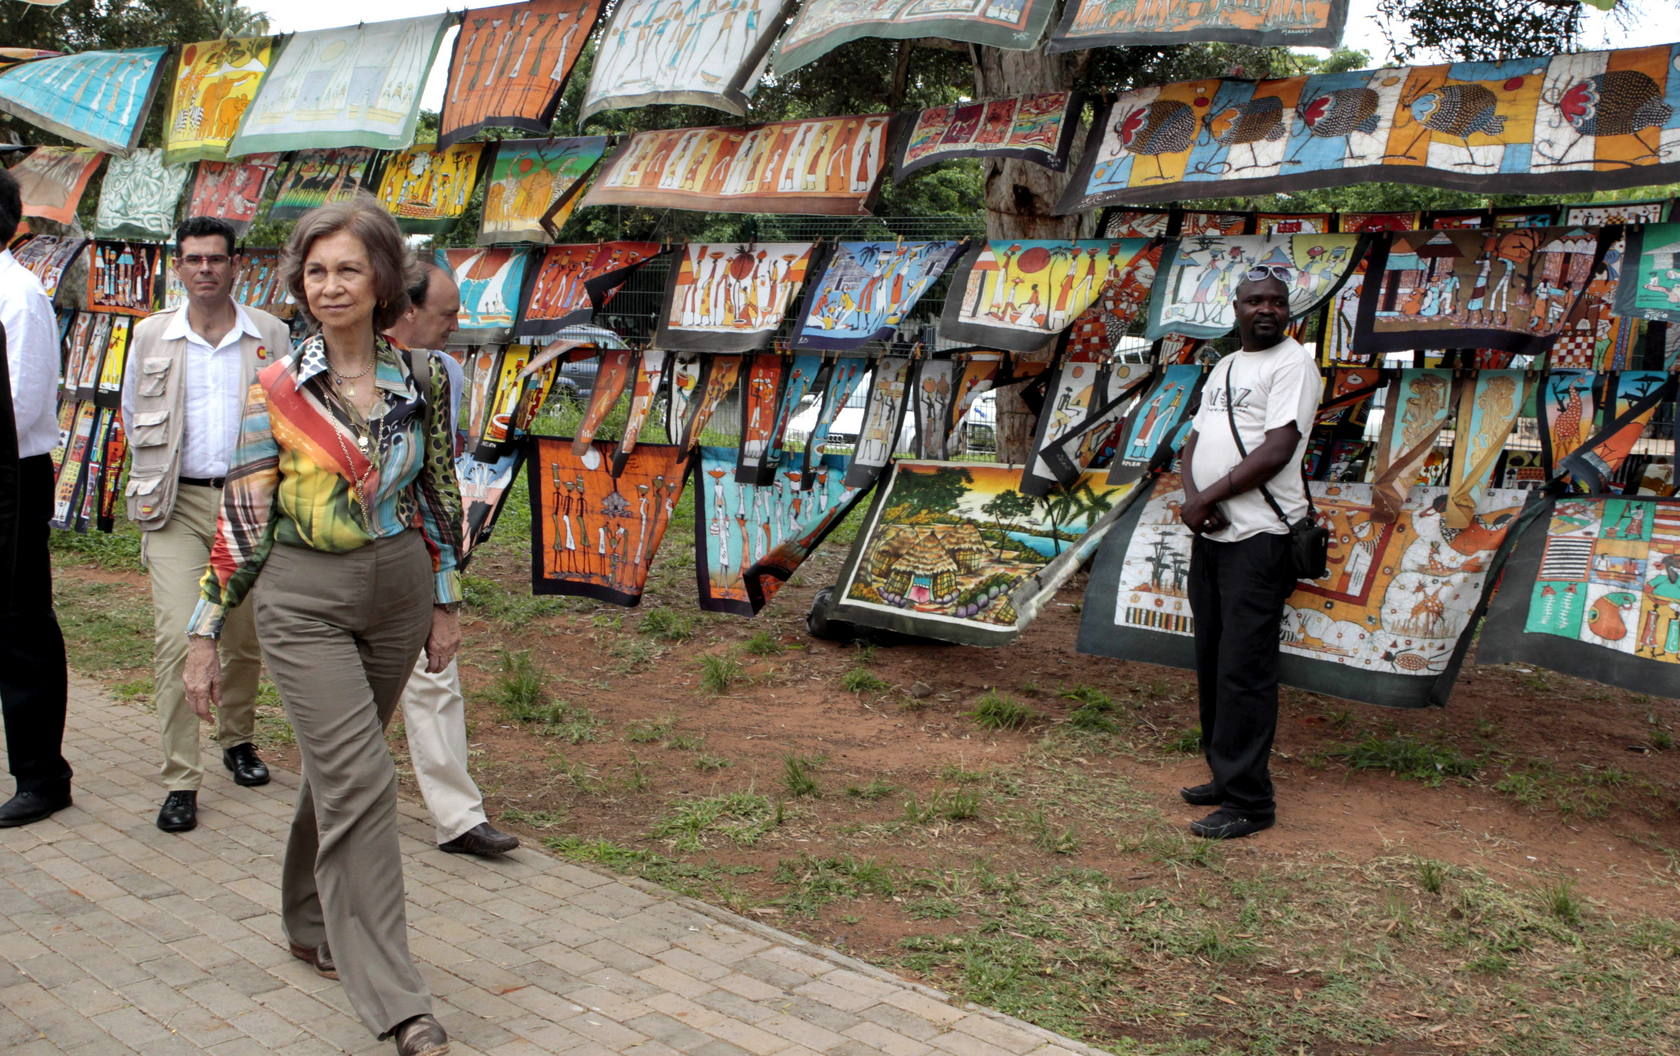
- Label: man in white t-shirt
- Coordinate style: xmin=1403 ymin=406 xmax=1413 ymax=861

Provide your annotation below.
xmin=1176 ymin=269 xmax=1323 ymax=839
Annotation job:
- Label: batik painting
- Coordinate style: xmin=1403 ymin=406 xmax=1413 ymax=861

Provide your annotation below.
xmin=1371 ymin=368 xmax=1455 ymax=520
xmin=581 ymin=0 xmax=788 ymax=118
xmin=1564 ymin=200 xmax=1666 ymax=226
xmin=162 ymin=36 xmax=274 ymax=164
xmin=231 ymin=249 xmax=291 ymax=317
xmin=92 ymin=149 xmax=190 ymax=241
xmin=228 ymin=15 xmax=449 ymax=154
xmin=12 ymin=235 xmax=86 ymax=297
xmin=1355 ymin=227 xmax=1601 ymax=357
xmin=747 ymin=354 xmax=824 ymax=483
xmin=51 ymin=403 xmax=106 ymax=530
xmin=1049 ymin=0 xmax=1348 ymax=50
xmin=1549 ymin=226 xmax=1638 ymax=371
xmin=776 ymin=0 xmax=1054 ymax=72
xmin=11 ymin=146 xmax=103 ymax=224
xmin=1056 ymin=44 xmax=1680 ymax=211
xmin=85 ymin=242 xmax=158 ymax=317
xmin=802 ymin=355 xmax=870 ymax=474
xmin=894 ymin=93 xmax=1080 ymax=178
xmin=1027 ymin=360 xmax=1153 ymax=494
xmin=458 ymin=447 xmax=526 ymax=565
xmin=1060 ymin=241 xmax=1164 ymax=361
xmin=516 ymin=242 xmax=662 ymax=338
xmin=1146 ymin=233 xmax=1360 ymax=340
xmin=1108 ymin=364 xmax=1203 ymax=484
xmin=478 ymin=137 xmax=607 ymax=244
xmin=559 ymin=349 xmax=631 ymax=455
xmin=1611 ymin=220 xmax=1680 ymax=326
xmin=846 ymin=356 xmax=912 ymax=488
xmin=186 ymin=154 xmax=280 ymax=235
xmin=267 ymin=148 xmax=386 ymax=222
xmin=1538 ymin=371 xmax=1598 ymax=475
xmin=941 ymin=239 xmax=1153 ymax=352
xmin=1079 ymin=475 xmax=1530 ymax=707
xmin=527 ymin=437 xmax=689 ymax=606
xmin=910 ymin=357 xmax=958 ymax=461
xmin=374 ymin=143 xmax=486 ymax=233
xmin=1557 ymin=372 xmax=1676 ymax=494
xmin=475 ymin=346 xmax=563 ymax=453
xmin=582 ymin=116 xmax=894 ymax=216
xmin=945 ymin=355 xmax=1004 ymax=455
xmin=615 ymin=350 xmax=669 ymax=470
xmin=828 ymin=461 xmax=1136 ymax=645
xmin=1256 ymin=212 xmax=1333 ymax=235
xmin=791 ymin=240 xmax=965 ymax=350
xmin=1479 ymin=496 xmax=1680 ymax=696
xmin=439 ymin=247 xmax=535 ymax=344
xmin=673 ymin=354 xmax=743 ymax=449
xmin=0 ymin=47 xmax=167 ymax=152
xmin=697 ymin=447 xmax=866 ymax=615
xmin=438 ymin=0 xmax=603 ymax=147
xmin=1022 ymin=351 xmax=1120 ymax=496
xmin=1181 ymin=211 xmax=1253 ymax=236
xmin=1445 ymin=370 xmax=1528 ymax=529
xmin=1101 ymin=208 xmax=1172 ymax=237
xmin=1338 ymin=210 xmax=1419 ymax=233
xmin=655 ymin=243 xmax=816 ymax=352
xmin=1491 ymin=206 xmax=1561 ymax=228
xmin=735 ymin=353 xmax=788 ymax=483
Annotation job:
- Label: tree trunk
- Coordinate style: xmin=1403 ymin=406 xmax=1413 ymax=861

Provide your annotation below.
xmin=969 ymin=46 xmax=1095 ymax=464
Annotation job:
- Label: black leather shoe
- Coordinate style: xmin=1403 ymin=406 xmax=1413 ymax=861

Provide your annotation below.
xmin=1180 ymin=782 xmax=1222 ymax=806
xmin=438 ymin=821 xmax=519 ymax=857
xmin=223 ymin=743 xmax=270 ymax=787
xmin=157 ymin=790 xmax=198 ymax=832
xmin=288 ymin=940 xmax=338 ymax=979
xmin=0 ymin=789 xmax=71 ymax=828
xmin=389 ymin=1013 xmax=449 ymax=1055
xmin=1189 ymin=807 xmax=1274 ymax=840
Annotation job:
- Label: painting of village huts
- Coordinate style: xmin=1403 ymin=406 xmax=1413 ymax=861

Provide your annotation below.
xmin=831 ymin=460 xmax=1136 ymax=644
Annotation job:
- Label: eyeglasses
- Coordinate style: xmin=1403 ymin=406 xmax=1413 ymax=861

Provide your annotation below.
xmin=1245 ymin=265 xmax=1291 ymax=282
xmin=180 ymin=254 xmax=231 ymax=269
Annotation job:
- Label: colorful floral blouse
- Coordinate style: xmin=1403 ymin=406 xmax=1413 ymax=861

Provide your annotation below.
xmin=190 ymin=333 xmax=463 ymax=637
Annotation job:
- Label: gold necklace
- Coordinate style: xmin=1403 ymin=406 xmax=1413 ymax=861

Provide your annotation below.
xmin=330 ymin=355 xmax=375 ymax=398
xmin=332 ymin=417 xmax=382 ymax=535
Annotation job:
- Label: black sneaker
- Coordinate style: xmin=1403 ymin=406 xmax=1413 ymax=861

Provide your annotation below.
xmin=1189 ymin=807 xmax=1273 ymax=840
xmin=1179 ymin=783 xmax=1222 ymax=806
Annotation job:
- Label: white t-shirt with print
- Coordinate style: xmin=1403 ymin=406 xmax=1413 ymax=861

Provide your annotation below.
xmin=1188 ymin=336 xmax=1322 ymax=544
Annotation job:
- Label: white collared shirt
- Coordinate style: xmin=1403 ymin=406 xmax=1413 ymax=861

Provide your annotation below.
xmin=121 ymin=302 xmax=265 ymax=477
xmin=0 ymin=248 xmax=62 ymax=459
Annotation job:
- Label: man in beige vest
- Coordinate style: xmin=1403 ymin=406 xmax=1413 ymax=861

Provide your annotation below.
xmin=122 ymin=216 xmax=292 ymax=832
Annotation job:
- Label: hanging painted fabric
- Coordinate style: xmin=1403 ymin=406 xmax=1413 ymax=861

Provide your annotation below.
xmin=791 ymin=240 xmax=966 ymax=350
xmin=823 ymin=461 xmax=1138 ymax=645
xmin=1444 ymin=370 xmax=1529 ymax=529
xmin=1537 ymin=370 xmax=1598 ymax=475
xmin=1020 ymin=349 xmax=1106 ymax=496
xmin=584 ymin=116 xmax=894 ymax=216
xmin=581 ymin=0 xmax=788 ymax=118
xmin=1062 ymin=241 xmax=1164 ymax=361
xmin=12 ymin=147 xmax=104 ymax=225
xmin=845 ymin=356 xmax=912 ymax=489
xmin=1479 ymin=495 xmax=1680 ymax=696
xmin=1566 ymin=201 xmax=1667 ymax=227
xmin=1031 ymin=361 xmax=1155 ymax=493
xmin=480 ymin=348 xmax=563 ymax=454
xmin=1049 ymin=0 xmax=1347 ymax=50
xmin=1557 ymin=372 xmax=1677 ymax=494
xmin=1355 ymin=227 xmax=1602 ymax=358
xmin=163 ymin=37 xmax=276 ymax=164
xmin=231 ymin=250 xmax=290 ymax=318
xmin=911 ymin=357 xmax=958 ymax=461
xmin=754 ymin=354 xmax=826 ymax=485
xmin=893 ymin=93 xmax=1081 ymax=178
xmin=1101 ymin=208 xmax=1173 ymax=237
xmin=1314 ymin=367 xmax=1386 ymax=426
xmin=12 ymin=235 xmax=87 ymax=298
xmin=374 ymin=143 xmax=487 ymax=233
xmin=1370 ymin=368 xmax=1457 ymax=522
xmin=516 ymin=242 xmax=663 ymax=338
xmin=945 ymin=355 xmax=1002 ymax=455
xmin=437 ymin=0 xmax=603 ymax=147
xmin=614 ymin=350 xmax=670 ymax=473
xmin=572 ymin=349 xmax=636 ymax=457
xmin=1079 ymin=475 xmax=1531 ymax=708
xmin=1613 ymin=220 xmax=1680 ymax=326
xmin=1107 ymin=364 xmax=1204 ymax=486
xmin=186 ymin=154 xmax=281 ymax=236
xmin=228 ymin=15 xmax=450 ymax=154
xmin=458 ymin=447 xmax=526 ymax=566
xmin=438 ymin=247 xmax=537 ymax=344
xmin=657 ymin=243 xmax=817 ymax=352
xmin=0 ymin=47 xmax=168 ymax=153
xmin=267 ymin=148 xmax=387 ymax=221
xmin=695 ymin=447 xmax=866 ymax=615
xmin=86 ymin=242 xmax=159 ymax=317
xmin=528 ymin=438 xmax=690 ymax=605
xmin=775 ymin=0 xmax=1054 ymax=73
xmin=93 ymin=149 xmax=191 ymax=241
xmin=1256 ymin=212 xmax=1334 ymax=235
xmin=675 ymin=354 xmax=744 ymax=450
xmin=942 ymin=239 xmax=1154 ymax=352
xmin=801 ymin=356 xmax=869 ymax=482
xmin=1145 ymin=232 xmax=1362 ymax=340
xmin=477 ymin=137 xmax=608 ymax=244
xmin=736 ymin=353 xmax=788 ymax=484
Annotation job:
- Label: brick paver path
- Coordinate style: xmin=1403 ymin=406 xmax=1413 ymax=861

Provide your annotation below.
xmin=0 ymin=679 xmax=1105 ymax=1055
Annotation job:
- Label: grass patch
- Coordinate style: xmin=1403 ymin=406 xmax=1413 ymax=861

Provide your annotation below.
xmin=500 ymin=806 xmax=566 ymax=829
xmin=904 ymin=788 xmax=982 ymax=823
xmin=1023 ymin=807 xmax=1080 ymax=855
xmin=783 ymin=754 xmax=822 ymax=798
xmin=1327 ymin=731 xmax=1478 ymax=786
xmin=693 ymin=754 xmax=732 ymax=771
xmin=486 ymin=650 xmax=602 ymax=742
xmin=742 ymin=631 xmax=782 ymax=655
xmin=545 ymin=834 xmax=754 ymax=905
xmin=1537 ymin=878 xmax=1585 ymax=928
xmin=968 ymin=690 xmax=1039 ymax=731
xmin=53 ymin=579 xmax=153 ymax=673
xmin=49 ymin=523 xmax=143 ymax=572
xmin=699 ymin=653 xmax=745 ymax=694
xmin=846 ymin=777 xmax=896 ymax=800
xmin=461 ymin=573 xmax=574 ymax=625
xmin=1163 ymin=727 xmax=1202 ymax=754
xmin=641 ymin=608 xmax=695 ymax=642
xmin=624 ymin=717 xmax=675 ymax=744
xmin=841 ymin=667 xmax=890 ymax=694
xmin=651 ymin=790 xmax=781 ymax=852
xmin=773 ymin=853 xmax=896 ymax=917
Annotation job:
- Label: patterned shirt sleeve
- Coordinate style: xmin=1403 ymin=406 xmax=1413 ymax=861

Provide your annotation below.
xmin=189 ymin=375 xmax=281 ymax=637
xmin=413 ymin=352 xmax=463 ymax=605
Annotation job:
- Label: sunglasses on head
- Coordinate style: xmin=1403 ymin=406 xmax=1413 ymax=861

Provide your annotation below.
xmin=1245 ymin=266 xmax=1292 ymax=282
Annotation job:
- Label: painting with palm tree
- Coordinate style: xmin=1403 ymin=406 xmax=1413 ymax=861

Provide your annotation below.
xmin=829 ymin=461 xmax=1137 ymax=645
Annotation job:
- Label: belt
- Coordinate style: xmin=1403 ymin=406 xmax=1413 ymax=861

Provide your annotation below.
xmin=179 ymin=475 xmax=226 ymax=488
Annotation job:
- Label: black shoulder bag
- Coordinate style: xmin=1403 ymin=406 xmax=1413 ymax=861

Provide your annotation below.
xmin=1223 ymin=364 xmax=1329 ymax=580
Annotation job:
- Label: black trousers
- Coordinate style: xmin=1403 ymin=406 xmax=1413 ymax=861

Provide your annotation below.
xmin=0 ymin=455 xmax=70 ymax=797
xmin=1187 ymin=530 xmax=1294 ymax=818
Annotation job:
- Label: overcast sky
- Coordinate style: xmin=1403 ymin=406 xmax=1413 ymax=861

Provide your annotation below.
xmin=263 ymin=0 xmax=1677 ymax=113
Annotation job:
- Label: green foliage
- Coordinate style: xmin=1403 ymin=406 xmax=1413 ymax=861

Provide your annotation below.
xmin=742 ymin=631 xmax=782 ymax=656
xmin=486 ymin=650 xmax=602 ymax=743
xmin=904 ymin=788 xmax=981 ymax=823
xmin=699 ymin=653 xmax=744 ymax=694
xmin=782 ymin=754 xmax=822 ymax=798
xmin=1328 ymin=732 xmax=1478 ymax=786
xmin=968 ymin=690 xmax=1039 ymax=732
xmin=651 ymin=791 xmax=780 ymax=852
xmin=841 ymin=667 xmax=890 ymax=694
xmin=846 ymin=777 xmax=896 ymax=801
xmin=640 ymin=608 xmax=696 ymax=642
xmin=772 ymin=854 xmax=895 ymax=917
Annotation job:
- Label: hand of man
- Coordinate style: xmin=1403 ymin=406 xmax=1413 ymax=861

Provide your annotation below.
xmin=1180 ymin=494 xmax=1227 ymax=535
xmin=425 ymin=607 xmax=461 ymax=673
xmin=183 ymin=637 xmax=222 ymax=722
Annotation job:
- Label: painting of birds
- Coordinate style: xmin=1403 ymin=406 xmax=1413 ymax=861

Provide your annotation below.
xmin=1399 ymin=83 xmax=1506 ymax=165
xmin=1542 ymin=69 xmax=1674 ymax=165
xmin=1202 ymin=95 xmax=1286 ymax=170
xmin=1288 ymin=86 xmax=1380 ymax=165
xmin=1114 ymin=99 xmax=1198 ymax=183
